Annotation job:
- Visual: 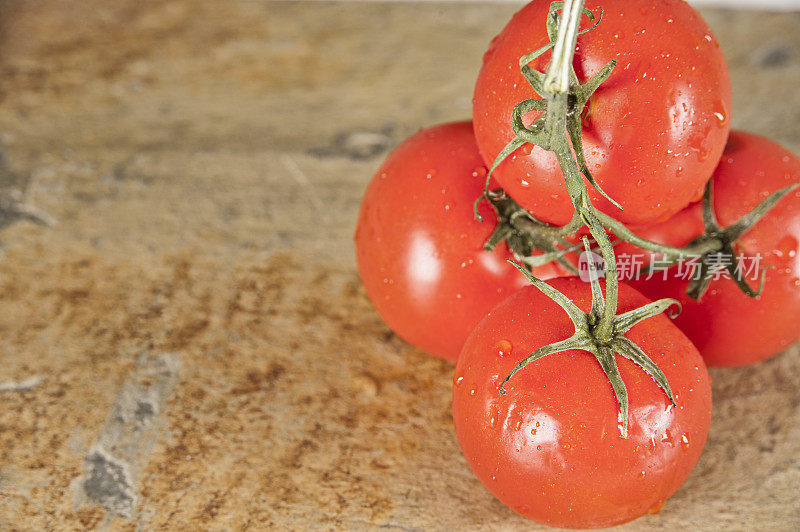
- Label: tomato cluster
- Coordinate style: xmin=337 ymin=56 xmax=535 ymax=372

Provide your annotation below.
xmin=355 ymin=0 xmax=799 ymax=528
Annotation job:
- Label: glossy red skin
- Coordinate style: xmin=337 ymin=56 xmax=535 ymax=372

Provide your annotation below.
xmin=355 ymin=122 xmax=566 ymax=362
xmin=474 ymin=0 xmax=731 ymax=226
xmin=631 ymin=131 xmax=800 ymax=367
xmin=571 ymin=205 xmax=703 ymax=277
xmin=453 ymin=278 xmax=711 ymax=528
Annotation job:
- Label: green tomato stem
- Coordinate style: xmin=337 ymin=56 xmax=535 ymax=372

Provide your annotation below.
xmin=542 ymin=0 xmax=618 ymax=341
xmin=594 ymin=210 xmax=723 ymax=260
xmin=543 ymin=0 xmax=584 ymax=94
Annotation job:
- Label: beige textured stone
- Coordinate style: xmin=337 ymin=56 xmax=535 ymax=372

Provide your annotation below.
xmin=0 ymin=1 xmax=798 ymax=530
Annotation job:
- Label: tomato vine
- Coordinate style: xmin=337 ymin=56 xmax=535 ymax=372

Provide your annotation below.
xmin=473 ymin=0 xmax=678 ymax=437
xmin=474 ymin=0 xmax=796 ymax=436
xmin=480 ymin=0 xmax=795 ymax=304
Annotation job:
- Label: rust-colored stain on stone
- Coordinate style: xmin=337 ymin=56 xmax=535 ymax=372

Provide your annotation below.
xmin=0 ymin=1 xmax=799 ymax=530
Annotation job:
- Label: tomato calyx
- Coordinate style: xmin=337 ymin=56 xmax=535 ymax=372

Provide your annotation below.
xmin=681 ymin=179 xmax=798 ymax=300
xmin=483 ymin=190 xmax=581 ymax=274
xmin=595 ymin=179 xmax=799 ymax=300
xmin=499 ymin=238 xmax=680 ymax=438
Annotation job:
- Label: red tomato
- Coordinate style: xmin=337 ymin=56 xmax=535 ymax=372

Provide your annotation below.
xmin=631 ymin=131 xmax=800 ymax=367
xmin=453 ymin=277 xmax=711 ymax=528
xmin=355 ymin=122 xmax=564 ymax=362
xmin=473 ymin=0 xmax=731 ymax=226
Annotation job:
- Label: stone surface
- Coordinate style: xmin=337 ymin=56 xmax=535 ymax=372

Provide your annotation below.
xmin=0 ymin=1 xmax=799 ymax=530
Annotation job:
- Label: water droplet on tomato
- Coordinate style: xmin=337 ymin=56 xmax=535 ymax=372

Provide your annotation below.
xmin=792 ymin=278 xmax=800 ymax=288
xmin=680 ymin=434 xmax=691 ymax=449
xmin=425 ymin=170 xmax=436 ymax=179
xmin=639 ymin=471 xmax=646 ymax=479
xmin=489 ymin=416 xmax=496 ymax=427
xmin=495 ymin=339 xmax=512 ymax=357
xmin=776 ymin=236 xmax=798 ymax=260
xmin=472 ymin=167 xmax=487 ymax=179
xmin=455 ymin=376 xmax=464 ymax=385
xmin=469 ymin=387 xmax=476 ymax=396
xmin=714 ymin=99 xmax=728 ymax=128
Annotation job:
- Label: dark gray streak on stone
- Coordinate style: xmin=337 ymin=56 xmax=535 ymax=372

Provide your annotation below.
xmin=73 ymin=352 xmax=181 ymax=519
xmin=0 ymin=150 xmax=54 ymax=229
xmin=0 ymin=189 xmax=56 ymax=231
xmin=309 ymin=126 xmax=395 ymax=160
xmin=752 ymin=42 xmax=793 ymax=68
xmin=82 ymin=448 xmax=137 ymax=519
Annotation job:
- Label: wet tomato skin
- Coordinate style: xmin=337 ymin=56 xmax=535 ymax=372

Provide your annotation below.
xmin=453 ymin=278 xmax=711 ymax=528
xmin=631 ymin=131 xmax=800 ymax=367
xmin=355 ymin=122 xmax=565 ymax=362
xmin=473 ymin=0 xmax=731 ymax=226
